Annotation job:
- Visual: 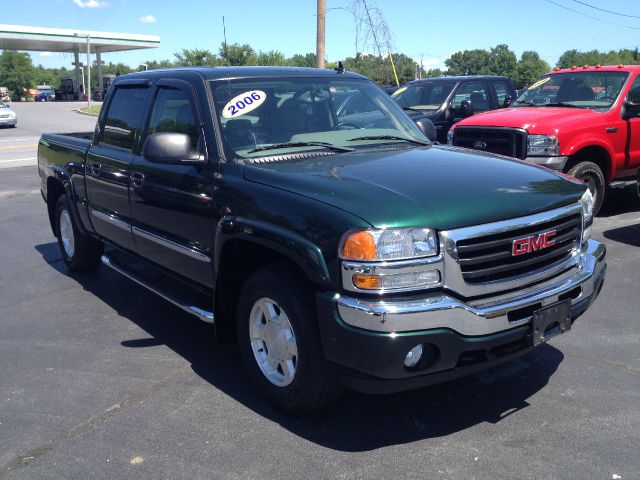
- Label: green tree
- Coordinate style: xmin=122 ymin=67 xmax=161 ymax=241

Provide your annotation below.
xmin=144 ymin=59 xmax=175 ymax=70
xmin=219 ymin=43 xmax=254 ymax=66
xmin=254 ymin=50 xmax=287 ymax=66
xmin=514 ymin=51 xmax=550 ymax=89
xmin=0 ymin=50 xmax=36 ymax=98
xmin=556 ymin=48 xmax=637 ymax=69
xmin=445 ymin=49 xmax=490 ymax=76
xmin=424 ymin=68 xmax=444 ymax=78
xmin=289 ymin=53 xmax=316 ymax=67
xmin=484 ymin=44 xmax=517 ymax=77
xmin=174 ymin=48 xmax=219 ymax=66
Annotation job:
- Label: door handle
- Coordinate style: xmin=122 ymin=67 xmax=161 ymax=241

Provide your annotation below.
xmin=130 ymin=172 xmax=145 ymax=188
xmin=90 ymin=163 xmax=102 ymax=176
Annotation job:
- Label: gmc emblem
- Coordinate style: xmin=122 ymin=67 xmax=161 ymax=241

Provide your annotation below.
xmin=512 ymin=230 xmax=557 ymax=256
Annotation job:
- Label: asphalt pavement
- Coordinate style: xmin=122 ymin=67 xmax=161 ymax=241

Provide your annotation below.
xmin=0 ymin=104 xmax=639 ymax=479
xmin=0 ymin=101 xmax=97 ymax=169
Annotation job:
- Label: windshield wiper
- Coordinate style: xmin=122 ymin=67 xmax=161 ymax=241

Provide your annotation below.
xmin=347 ymin=135 xmax=430 ymax=146
xmin=402 ymin=106 xmax=423 ymax=112
xmin=543 ymin=102 xmax=588 ymax=109
xmin=513 ymin=100 xmax=538 ymax=106
xmin=247 ymin=141 xmax=354 ymax=154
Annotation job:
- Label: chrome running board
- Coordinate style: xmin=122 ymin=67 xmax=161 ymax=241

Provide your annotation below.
xmin=101 ymin=254 xmax=214 ymax=324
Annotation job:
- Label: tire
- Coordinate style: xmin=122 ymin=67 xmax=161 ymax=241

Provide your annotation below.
xmin=236 ymin=263 xmax=342 ymax=414
xmin=55 ymin=195 xmax=103 ymax=272
xmin=567 ymin=161 xmax=606 ymax=215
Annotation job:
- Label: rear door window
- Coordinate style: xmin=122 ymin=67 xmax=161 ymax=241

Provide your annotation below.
xmin=101 ymin=87 xmax=148 ymax=150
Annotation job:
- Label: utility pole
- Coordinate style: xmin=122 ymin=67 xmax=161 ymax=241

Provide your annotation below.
xmin=316 ymin=0 xmax=325 ymax=68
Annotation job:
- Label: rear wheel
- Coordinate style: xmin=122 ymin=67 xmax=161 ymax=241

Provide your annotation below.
xmin=236 ymin=263 xmax=341 ymax=414
xmin=567 ymin=161 xmax=605 ymax=215
xmin=55 ymin=195 xmax=103 ymax=272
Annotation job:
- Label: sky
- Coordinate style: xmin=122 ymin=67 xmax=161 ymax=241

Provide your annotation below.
xmin=5 ymin=0 xmax=640 ymax=70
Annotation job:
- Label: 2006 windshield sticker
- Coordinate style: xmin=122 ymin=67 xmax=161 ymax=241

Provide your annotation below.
xmin=222 ymin=90 xmax=266 ymax=118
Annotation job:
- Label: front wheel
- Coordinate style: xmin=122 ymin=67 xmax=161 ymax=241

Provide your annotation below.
xmin=55 ymin=195 xmax=103 ymax=272
xmin=567 ymin=161 xmax=605 ymax=215
xmin=236 ymin=264 xmax=341 ymax=414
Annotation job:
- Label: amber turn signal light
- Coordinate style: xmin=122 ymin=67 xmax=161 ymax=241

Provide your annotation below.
xmin=353 ymin=274 xmax=381 ymax=289
xmin=342 ymin=231 xmax=377 ymax=260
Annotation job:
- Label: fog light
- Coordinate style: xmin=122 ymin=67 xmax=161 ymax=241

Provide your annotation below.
xmin=404 ymin=344 xmax=423 ymax=368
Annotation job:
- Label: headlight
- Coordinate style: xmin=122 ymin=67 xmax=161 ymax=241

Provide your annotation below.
xmin=580 ymin=189 xmax=594 ymax=243
xmin=447 ymin=130 xmax=454 ymax=145
xmin=340 ymin=227 xmax=438 ymax=261
xmin=527 ymin=135 xmax=559 ymax=156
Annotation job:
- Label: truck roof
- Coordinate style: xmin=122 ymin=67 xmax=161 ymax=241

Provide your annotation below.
xmin=408 ymin=75 xmax=511 ymax=83
xmin=550 ymin=65 xmax=640 ymax=74
xmin=121 ymin=66 xmax=368 ymax=81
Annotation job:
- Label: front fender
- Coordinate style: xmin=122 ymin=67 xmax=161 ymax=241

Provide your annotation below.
xmin=561 ymin=134 xmax=616 ymax=178
xmin=214 ymin=216 xmax=331 ymax=286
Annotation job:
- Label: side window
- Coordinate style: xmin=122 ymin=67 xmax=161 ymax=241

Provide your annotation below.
xmin=101 ymin=87 xmax=148 ymax=150
xmin=493 ymin=81 xmax=510 ymax=107
xmin=627 ymin=76 xmax=640 ymax=105
xmin=451 ymin=82 xmax=490 ymax=112
xmin=147 ymin=87 xmax=200 ymax=151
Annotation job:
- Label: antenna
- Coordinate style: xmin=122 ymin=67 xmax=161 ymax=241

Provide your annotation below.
xmin=222 ymin=16 xmax=229 ymax=66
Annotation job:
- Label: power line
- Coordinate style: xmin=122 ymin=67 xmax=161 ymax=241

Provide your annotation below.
xmin=543 ymin=0 xmax=640 ymax=30
xmin=570 ymin=0 xmax=640 ymax=19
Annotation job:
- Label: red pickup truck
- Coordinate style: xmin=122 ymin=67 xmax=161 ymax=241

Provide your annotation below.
xmin=449 ymin=65 xmax=640 ymax=213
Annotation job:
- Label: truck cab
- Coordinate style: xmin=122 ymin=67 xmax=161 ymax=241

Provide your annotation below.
xmin=450 ymin=65 xmax=640 ymax=213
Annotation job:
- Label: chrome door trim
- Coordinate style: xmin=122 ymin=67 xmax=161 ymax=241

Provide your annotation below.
xmin=91 ymin=208 xmax=132 ymax=232
xmin=132 ymin=226 xmax=211 ymax=263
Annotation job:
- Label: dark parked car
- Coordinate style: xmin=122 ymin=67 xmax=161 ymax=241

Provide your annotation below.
xmin=391 ymin=76 xmax=517 ymax=142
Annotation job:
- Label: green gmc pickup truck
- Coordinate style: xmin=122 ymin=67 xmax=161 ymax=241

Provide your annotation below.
xmin=38 ymin=67 xmax=606 ymax=413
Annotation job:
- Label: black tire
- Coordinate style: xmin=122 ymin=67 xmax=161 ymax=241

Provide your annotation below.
xmin=567 ymin=161 xmax=606 ymax=215
xmin=236 ymin=263 xmax=342 ymax=414
xmin=54 ymin=195 xmax=103 ymax=272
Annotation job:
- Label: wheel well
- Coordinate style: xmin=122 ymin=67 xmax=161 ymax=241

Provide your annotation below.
xmin=566 ymin=146 xmax=612 ymax=182
xmin=46 ymin=177 xmax=66 ymax=234
xmin=213 ymin=239 xmax=310 ymax=342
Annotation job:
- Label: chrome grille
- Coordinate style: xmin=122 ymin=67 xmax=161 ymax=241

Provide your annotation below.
xmin=453 ymin=127 xmax=527 ymax=159
xmin=455 ymin=214 xmax=581 ymax=284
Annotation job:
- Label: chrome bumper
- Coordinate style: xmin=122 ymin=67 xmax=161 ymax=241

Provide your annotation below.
xmin=524 ymin=155 xmax=568 ymax=170
xmin=337 ymin=239 xmax=606 ymax=336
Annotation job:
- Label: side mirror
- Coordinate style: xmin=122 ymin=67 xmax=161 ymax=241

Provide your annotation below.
xmin=143 ymin=132 xmax=204 ymax=165
xmin=503 ymin=95 xmax=513 ymax=108
xmin=460 ymin=99 xmax=474 ymax=117
xmin=413 ymin=117 xmax=437 ymax=142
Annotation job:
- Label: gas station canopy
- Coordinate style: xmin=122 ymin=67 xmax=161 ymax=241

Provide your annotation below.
xmin=0 ymin=24 xmax=160 ymax=53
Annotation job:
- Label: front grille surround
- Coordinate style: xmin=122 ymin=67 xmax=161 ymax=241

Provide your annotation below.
xmin=453 ymin=126 xmax=528 ymax=159
xmin=440 ymin=204 xmax=584 ymax=298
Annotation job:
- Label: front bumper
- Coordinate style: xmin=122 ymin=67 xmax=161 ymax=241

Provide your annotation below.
xmin=524 ymin=155 xmax=568 ymax=170
xmin=0 ymin=116 xmax=17 ymax=126
xmin=317 ymin=239 xmax=606 ymax=394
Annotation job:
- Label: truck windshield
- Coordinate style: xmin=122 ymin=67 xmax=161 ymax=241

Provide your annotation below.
xmin=210 ymin=77 xmax=427 ymax=160
xmin=514 ymin=71 xmax=629 ymax=110
xmin=391 ymin=81 xmax=456 ymax=111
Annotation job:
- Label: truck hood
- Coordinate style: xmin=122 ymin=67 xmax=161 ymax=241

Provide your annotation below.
xmin=457 ymin=107 xmax=602 ymax=133
xmin=242 ymin=146 xmax=585 ymax=230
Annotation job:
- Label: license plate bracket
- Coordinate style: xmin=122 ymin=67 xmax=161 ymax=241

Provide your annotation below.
xmin=530 ymin=300 xmax=572 ymax=346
